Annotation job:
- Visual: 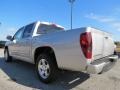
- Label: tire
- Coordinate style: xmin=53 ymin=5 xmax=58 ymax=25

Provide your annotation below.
xmin=36 ymin=53 xmax=57 ymax=83
xmin=114 ymin=51 xmax=117 ymax=55
xmin=4 ymin=48 xmax=12 ymax=62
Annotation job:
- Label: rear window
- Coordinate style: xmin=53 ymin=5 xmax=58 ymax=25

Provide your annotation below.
xmin=37 ymin=24 xmax=64 ymax=34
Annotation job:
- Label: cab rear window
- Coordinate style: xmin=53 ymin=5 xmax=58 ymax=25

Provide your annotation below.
xmin=37 ymin=24 xmax=64 ymax=34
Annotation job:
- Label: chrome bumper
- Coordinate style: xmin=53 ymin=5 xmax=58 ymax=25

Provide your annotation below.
xmin=86 ymin=55 xmax=118 ymax=74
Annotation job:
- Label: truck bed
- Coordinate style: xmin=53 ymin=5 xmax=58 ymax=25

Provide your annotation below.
xmin=33 ymin=27 xmax=115 ymax=71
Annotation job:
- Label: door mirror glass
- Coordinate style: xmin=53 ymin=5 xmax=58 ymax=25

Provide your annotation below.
xmin=6 ymin=35 xmax=13 ymax=41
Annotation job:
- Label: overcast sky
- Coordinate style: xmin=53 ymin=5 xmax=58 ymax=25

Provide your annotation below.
xmin=0 ymin=0 xmax=120 ymax=41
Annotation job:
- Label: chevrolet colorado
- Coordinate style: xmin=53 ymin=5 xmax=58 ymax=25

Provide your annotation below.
xmin=4 ymin=21 xmax=118 ymax=83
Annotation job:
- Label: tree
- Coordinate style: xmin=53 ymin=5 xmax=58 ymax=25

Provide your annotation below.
xmin=115 ymin=41 xmax=120 ymax=46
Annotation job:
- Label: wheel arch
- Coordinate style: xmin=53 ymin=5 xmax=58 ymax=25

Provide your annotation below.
xmin=34 ymin=46 xmax=58 ymax=68
xmin=4 ymin=46 xmax=8 ymax=49
xmin=4 ymin=46 xmax=8 ymax=53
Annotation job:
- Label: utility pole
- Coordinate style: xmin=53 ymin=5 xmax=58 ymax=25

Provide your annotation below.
xmin=69 ymin=0 xmax=75 ymax=30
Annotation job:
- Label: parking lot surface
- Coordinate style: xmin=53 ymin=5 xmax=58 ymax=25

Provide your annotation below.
xmin=0 ymin=49 xmax=120 ymax=90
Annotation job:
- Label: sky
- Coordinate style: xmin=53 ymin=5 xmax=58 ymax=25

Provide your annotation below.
xmin=0 ymin=0 xmax=120 ymax=41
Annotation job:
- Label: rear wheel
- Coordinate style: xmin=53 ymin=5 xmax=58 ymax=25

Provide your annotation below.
xmin=4 ymin=48 xmax=12 ymax=62
xmin=36 ymin=53 xmax=57 ymax=83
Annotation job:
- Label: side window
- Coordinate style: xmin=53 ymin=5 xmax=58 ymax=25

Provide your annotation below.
xmin=23 ymin=23 xmax=34 ymax=38
xmin=13 ymin=27 xmax=24 ymax=40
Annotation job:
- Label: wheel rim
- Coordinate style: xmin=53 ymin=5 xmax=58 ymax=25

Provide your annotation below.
xmin=4 ymin=50 xmax=8 ymax=61
xmin=38 ymin=58 xmax=50 ymax=79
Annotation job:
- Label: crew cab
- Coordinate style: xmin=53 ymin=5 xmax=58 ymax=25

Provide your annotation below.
xmin=4 ymin=21 xmax=118 ymax=83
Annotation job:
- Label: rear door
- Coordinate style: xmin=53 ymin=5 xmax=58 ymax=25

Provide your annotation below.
xmin=17 ymin=23 xmax=35 ymax=62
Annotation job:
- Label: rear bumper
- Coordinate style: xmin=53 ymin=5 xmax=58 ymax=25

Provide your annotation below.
xmin=86 ymin=55 xmax=118 ymax=74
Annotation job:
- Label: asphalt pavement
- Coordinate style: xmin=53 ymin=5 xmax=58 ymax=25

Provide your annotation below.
xmin=0 ymin=49 xmax=120 ymax=90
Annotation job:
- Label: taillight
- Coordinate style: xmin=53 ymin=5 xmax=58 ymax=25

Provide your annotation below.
xmin=80 ymin=32 xmax=92 ymax=59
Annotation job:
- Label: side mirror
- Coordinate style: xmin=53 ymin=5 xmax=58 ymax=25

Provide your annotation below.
xmin=6 ymin=35 xmax=13 ymax=41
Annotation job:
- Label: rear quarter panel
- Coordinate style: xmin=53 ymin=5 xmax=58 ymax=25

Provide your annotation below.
xmin=32 ymin=28 xmax=88 ymax=71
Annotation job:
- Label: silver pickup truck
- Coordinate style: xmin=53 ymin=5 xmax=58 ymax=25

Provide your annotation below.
xmin=4 ymin=21 xmax=118 ymax=83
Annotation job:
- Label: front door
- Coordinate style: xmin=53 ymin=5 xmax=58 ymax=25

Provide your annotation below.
xmin=9 ymin=27 xmax=24 ymax=57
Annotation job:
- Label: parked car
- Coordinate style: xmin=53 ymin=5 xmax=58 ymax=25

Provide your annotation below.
xmin=4 ymin=21 xmax=118 ymax=83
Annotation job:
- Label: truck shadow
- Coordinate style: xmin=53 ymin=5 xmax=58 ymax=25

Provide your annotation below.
xmin=0 ymin=57 xmax=90 ymax=90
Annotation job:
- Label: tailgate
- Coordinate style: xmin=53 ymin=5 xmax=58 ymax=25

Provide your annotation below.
xmin=103 ymin=32 xmax=114 ymax=57
xmin=91 ymin=28 xmax=114 ymax=60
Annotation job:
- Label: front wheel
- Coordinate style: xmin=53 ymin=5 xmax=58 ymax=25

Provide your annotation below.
xmin=36 ymin=53 xmax=57 ymax=83
xmin=4 ymin=48 xmax=12 ymax=62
